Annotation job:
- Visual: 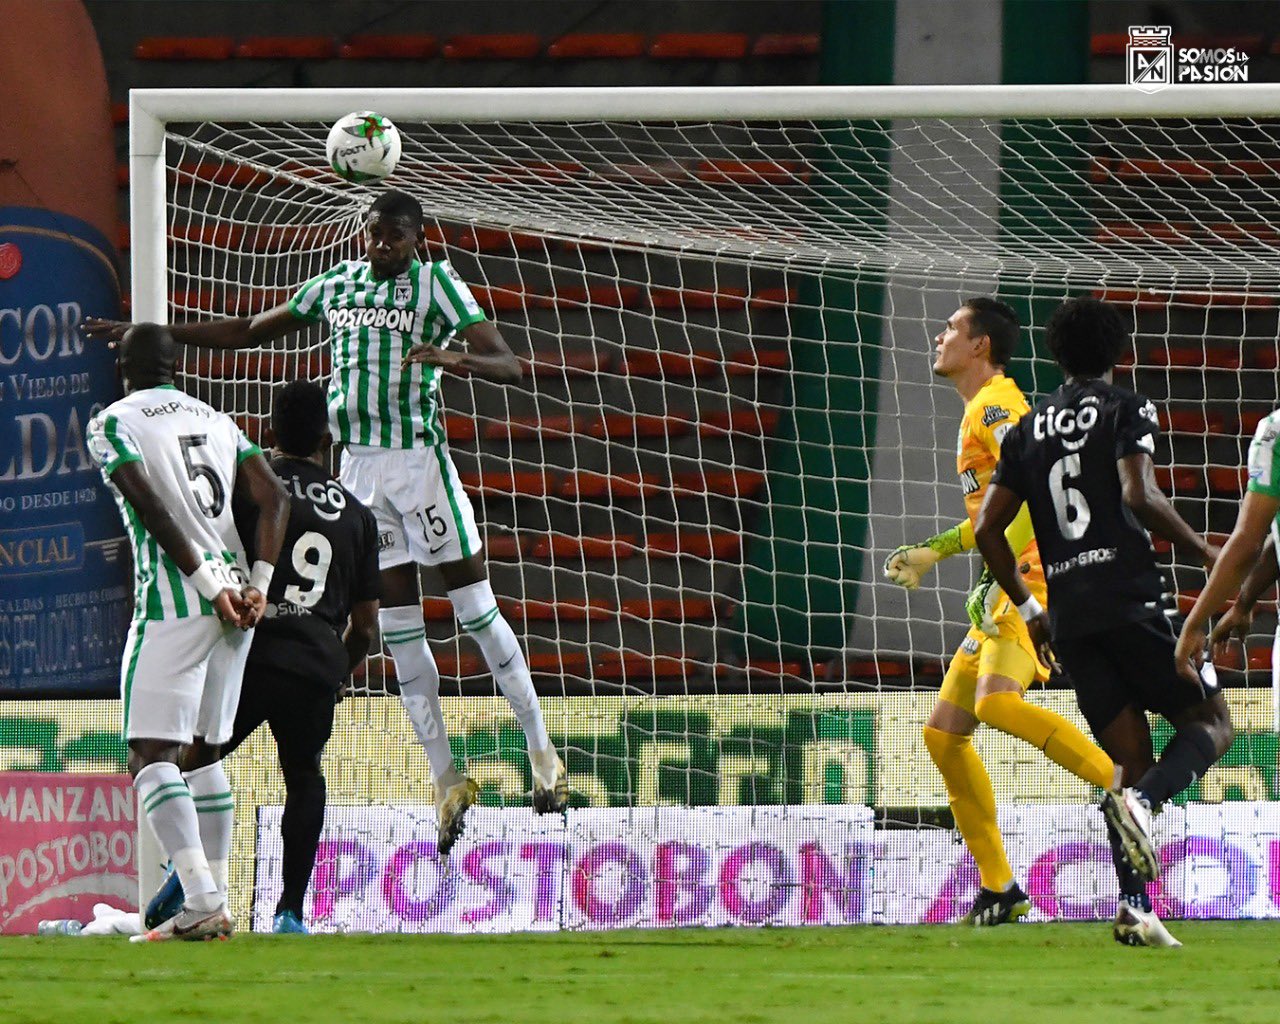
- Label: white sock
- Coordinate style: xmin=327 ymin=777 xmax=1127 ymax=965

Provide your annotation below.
xmin=380 ymin=605 xmax=459 ymax=783
xmin=134 ymin=762 xmax=219 ymax=913
xmin=449 ymin=580 xmax=549 ymax=751
xmin=183 ymin=760 xmax=233 ymax=899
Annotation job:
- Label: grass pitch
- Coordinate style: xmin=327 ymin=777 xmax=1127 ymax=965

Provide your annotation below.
xmin=4 ymin=922 xmax=1280 ymax=1024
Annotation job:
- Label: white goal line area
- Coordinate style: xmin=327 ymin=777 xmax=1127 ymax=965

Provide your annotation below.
xmin=130 ymin=85 xmax=1280 ymax=691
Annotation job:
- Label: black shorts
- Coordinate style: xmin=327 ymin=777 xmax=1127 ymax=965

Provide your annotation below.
xmin=1053 ymin=614 xmax=1221 ymax=737
xmin=220 ymin=660 xmax=336 ymax=770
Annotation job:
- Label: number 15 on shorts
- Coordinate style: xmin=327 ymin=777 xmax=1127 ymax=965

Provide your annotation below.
xmin=414 ymin=504 xmax=450 ymax=555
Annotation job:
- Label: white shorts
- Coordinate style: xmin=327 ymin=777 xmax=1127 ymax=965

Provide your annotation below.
xmin=120 ymin=615 xmax=253 ymax=745
xmin=341 ymin=443 xmax=482 ymax=569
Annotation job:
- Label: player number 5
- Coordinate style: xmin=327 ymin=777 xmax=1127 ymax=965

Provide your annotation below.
xmin=1048 ymin=453 xmax=1091 ymax=541
xmin=178 ymin=434 xmax=226 ymax=518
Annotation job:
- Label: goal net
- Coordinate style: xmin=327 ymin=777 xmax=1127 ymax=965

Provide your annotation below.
xmin=131 ymin=86 xmax=1280 ymax=931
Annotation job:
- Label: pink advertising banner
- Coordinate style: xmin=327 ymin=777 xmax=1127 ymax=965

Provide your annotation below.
xmin=0 ymin=772 xmax=136 ymax=934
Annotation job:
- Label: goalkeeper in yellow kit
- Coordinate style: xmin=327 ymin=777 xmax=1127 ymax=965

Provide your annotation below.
xmin=885 ymin=298 xmax=1121 ymax=925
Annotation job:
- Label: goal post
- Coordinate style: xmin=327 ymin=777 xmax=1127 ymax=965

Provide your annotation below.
xmin=127 ymin=85 xmax=1280 ymax=931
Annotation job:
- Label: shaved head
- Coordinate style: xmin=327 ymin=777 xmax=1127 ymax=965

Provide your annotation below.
xmin=118 ymin=323 xmax=178 ymax=391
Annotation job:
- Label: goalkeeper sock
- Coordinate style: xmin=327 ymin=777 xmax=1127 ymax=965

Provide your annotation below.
xmin=975 ymin=690 xmax=1115 ymax=790
xmin=183 ymin=761 xmax=233 ymax=899
xmin=1105 ymin=817 xmax=1152 ymax=912
xmin=1137 ymin=722 xmax=1220 ymax=806
xmin=134 ymin=761 xmax=220 ymax=913
xmin=449 ymin=580 xmax=549 ymax=751
xmin=380 ymin=606 xmax=460 ymax=785
xmin=922 ymin=726 xmax=1014 ymax=893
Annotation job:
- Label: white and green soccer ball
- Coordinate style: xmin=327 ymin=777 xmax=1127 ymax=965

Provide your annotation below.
xmin=325 ymin=111 xmax=401 ymax=182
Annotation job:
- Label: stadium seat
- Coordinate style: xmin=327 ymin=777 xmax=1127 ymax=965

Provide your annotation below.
xmin=482 ymin=414 xmax=576 ymax=441
xmin=646 ymin=531 xmax=743 ymax=559
xmin=547 ymin=33 xmax=646 ymax=59
xmin=339 ymin=34 xmax=437 ymax=60
xmin=1092 ymin=32 xmax=1264 ymax=56
xmin=619 ymin=350 xmax=719 ymax=378
xmin=650 ymin=287 xmax=748 ymax=310
xmin=442 ymin=34 xmax=541 ymax=60
xmin=620 ymin=598 xmax=716 ymax=621
xmin=527 ymin=651 xmax=591 ymax=677
xmin=698 ymin=409 xmax=782 ymax=437
xmin=434 ymin=652 xmax=486 ymax=678
xmin=457 ymin=228 xmax=545 ymax=252
xmin=133 ymin=36 xmax=235 ymax=60
xmin=593 ymin=652 xmax=692 ymax=681
xmin=671 ymin=469 xmax=766 ymax=499
xmin=561 ymin=472 xmax=662 ymax=500
xmin=1251 ymin=348 xmax=1280 ymax=370
xmin=422 ymin=597 xmax=453 ymax=621
xmin=1208 ymin=466 xmax=1248 ymax=497
xmin=459 ymin=470 xmax=559 ymax=497
xmin=1248 ymin=646 xmax=1272 ymax=671
xmin=505 ymin=599 xmax=613 ymax=622
xmin=481 ymin=533 xmax=526 ymax=559
xmin=528 ymin=534 xmax=639 ymax=559
xmin=587 ymin=414 xmax=690 ymax=439
xmin=1238 ymin=410 xmax=1269 ymax=434
xmin=443 ymin=415 xmax=476 ymax=442
xmin=521 ymin=350 xmax=610 ymax=376
xmin=1158 ymin=408 xmax=1228 ymax=435
xmin=1154 ymin=466 xmax=1204 ymax=494
xmin=1149 ymin=346 xmax=1242 ymax=371
xmin=536 ymin=285 xmax=644 ymax=309
xmin=723 ymin=660 xmax=811 ymax=680
xmin=727 ymin=348 xmax=788 ymax=373
xmin=234 ymin=37 xmax=337 ymax=60
xmin=190 ymin=351 xmax=329 ymax=380
xmin=750 ymin=33 xmax=821 ymax=57
xmin=695 ymin=160 xmax=807 ymax=185
xmin=750 ymin=287 xmax=797 ymax=308
xmin=648 ymin=33 xmax=750 ymax=59
xmin=469 ymin=285 xmax=526 ymax=313
xmin=844 ymin=658 xmax=912 ymax=681
xmin=173 ymin=161 xmax=274 ymax=189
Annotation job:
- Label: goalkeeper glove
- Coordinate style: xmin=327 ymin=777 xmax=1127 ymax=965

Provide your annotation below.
xmin=965 ymin=567 xmax=1002 ymax=637
xmin=883 ymin=524 xmax=968 ymax=590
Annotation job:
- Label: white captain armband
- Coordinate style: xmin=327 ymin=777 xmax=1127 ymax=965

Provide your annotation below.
xmin=1015 ymin=595 xmax=1044 ymax=622
xmin=248 ymin=560 xmax=275 ymax=595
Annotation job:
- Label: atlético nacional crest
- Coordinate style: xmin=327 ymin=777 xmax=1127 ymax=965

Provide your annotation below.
xmin=1126 ymin=25 xmax=1173 ymax=94
xmin=394 ymin=282 xmax=412 ymax=304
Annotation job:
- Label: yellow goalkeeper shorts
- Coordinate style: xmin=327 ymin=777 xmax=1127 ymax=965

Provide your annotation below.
xmin=939 ymin=587 xmax=1051 ymax=714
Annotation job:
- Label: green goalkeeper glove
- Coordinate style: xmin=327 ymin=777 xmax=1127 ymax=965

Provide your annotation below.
xmin=883 ymin=523 xmax=969 ymax=590
xmin=965 ymin=567 xmax=1002 ymax=637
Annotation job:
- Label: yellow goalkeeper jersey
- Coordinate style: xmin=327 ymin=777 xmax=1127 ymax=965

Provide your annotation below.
xmin=957 ymin=373 xmax=1044 ymax=586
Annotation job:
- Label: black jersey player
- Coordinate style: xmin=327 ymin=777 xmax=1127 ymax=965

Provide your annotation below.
xmin=973 ymin=297 xmax=1233 ymax=948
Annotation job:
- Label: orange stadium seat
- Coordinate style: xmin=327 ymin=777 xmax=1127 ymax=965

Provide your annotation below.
xmin=527 ymin=651 xmax=592 ymax=677
xmin=527 ymin=534 xmax=639 ymax=560
xmin=1093 ymin=33 xmax=1264 ymax=57
xmin=594 ymin=653 xmax=692 ymax=681
xmin=481 ymin=533 xmax=526 ymax=559
xmin=750 ymin=287 xmax=797 ymax=308
xmin=1238 ymin=410 xmax=1269 ymax=435
xmin=234 ymin=37 xmax=337 ymax=60
xmin=561 ymin=472 xmax=662 ymax=500
xmin=1148 ymin=346 xmax=1242 ymax=371
xmin=726 ymin=348 xmax=788 ymax=373
xmin=1208 ymin=466 xmax=1249 ymax=497
xmin=505 ymin=599 xmax=613 ymax=622
xmin=751 ymin=33 xmax=821 ymax=57
xmin=483 ymin=414 xmax=576 ymax=441
xmin=522 ymin=350 xmax=610 ymax=376
xmin=1158 ymin=408 xmax=1228 ymax=435
xmin=442 ymin=34 xmax=541 ymax=60
xmin=443 ymin=415 xmax=476 ymax=442
xmin=620 ymin=598 xmax=716 ymax=621
xmin=648 ymin=33 xmax=749 ymax=59
xmin=587 ymin=414 xmax=690 ymax=440
xmin=536 ymin=285 xmax=644 ymax=309
xmin=460 ymin=470 xmax=559 ymax=497
xmin=645 ymin=531 xmax=743 ymax=559
xmin=1155 ymin=466 xmax=1203 ymax=494
xmin=695 ymin=160 xmax=808 ymax=185
xmin=422 ymin=597 xmax=454 ymax=621
xmin=457 ymin=228 xmax=545 ymax=252
xmin=698 ymin=409 xmax=782 ymax=437
xmin=672 ymin=469 xmax=766 ymax=499
xmin=618 ymin=350 xmax=719 ymax=378
xmin=650 ymin=287 xmax=748 ymax=310
xmin=547 ymin=33 xmax=646 ymax=59
xmin=134 ymin=36 xmax=235 ymax=60
xmin=339 ymin=34 xmax=438 ymax=60
xmin=469 ymin=285 xmax=526 ymax=313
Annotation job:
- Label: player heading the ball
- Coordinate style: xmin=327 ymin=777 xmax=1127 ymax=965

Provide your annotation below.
xmin=85 ymin=190 xmax=569 ymax=857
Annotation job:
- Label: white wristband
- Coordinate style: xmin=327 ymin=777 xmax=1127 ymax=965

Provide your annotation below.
xmin=1015 ymin=595 xmax=1044 ymax=622
xmin=188 ymin=561 xmax=225 ymax=602
xmin=248 ymin=560 xmax=274 ymax=594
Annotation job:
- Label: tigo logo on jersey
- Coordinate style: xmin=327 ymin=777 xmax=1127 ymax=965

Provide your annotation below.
xmin=326 ymin=307 xmax=417 ymax=332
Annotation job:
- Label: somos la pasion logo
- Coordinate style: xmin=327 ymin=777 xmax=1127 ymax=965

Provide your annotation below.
xmin=1126 ymin=25 xmax=1251 ymax=93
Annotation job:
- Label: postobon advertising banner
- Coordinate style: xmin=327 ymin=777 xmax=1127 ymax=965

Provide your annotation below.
xmin=254 ymin=801 xmax=1280 ymax=933
xmin=253 ymin=804 xmax=874 ymax=934
xmin=0 ymin=772 xmax=137 ymax=933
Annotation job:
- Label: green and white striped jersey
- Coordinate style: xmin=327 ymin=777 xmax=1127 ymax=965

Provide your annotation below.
xmin=289 ymin=258 xmax=487 ymax=448
xmin=1246 ymin=409 xmax=1280 ymax=543
xmin=87 ymin=385 xmax=261 ymax=622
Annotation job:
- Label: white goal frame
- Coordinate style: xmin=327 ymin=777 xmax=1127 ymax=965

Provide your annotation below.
xmin=129 ymin=83 xmax=1280 ymax=322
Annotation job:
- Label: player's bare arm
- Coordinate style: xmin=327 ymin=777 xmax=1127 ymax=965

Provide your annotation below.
xmin=1208 ymin=535 xmax=1278 ymax=659
xmin=234 ymin=452 xmax=291 ymax=627
xmin=974 ymin=481 xmax=1056 ymax=671
xmin=109 ymin=460 xmax=246 ymax=626
xmin=401 ymin=320 xmax=522 ymax=383
xmin=83 ymin=303 xmax=305 ymax=350
xmin=1117 ymin=452 xmax=1216 ymax=569
xmin=343 ymin=599 xmax=380 ymax=676
xmin=1177 ymin=490 xmax=1280 ymax=673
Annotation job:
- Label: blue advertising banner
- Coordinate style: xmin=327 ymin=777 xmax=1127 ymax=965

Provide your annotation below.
xmin=0 ymin=207 xmax=130 ymax=695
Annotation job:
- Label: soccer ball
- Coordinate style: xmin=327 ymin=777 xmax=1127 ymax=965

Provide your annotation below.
xmin=325 ymin=111 xmax=401 ymax=182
